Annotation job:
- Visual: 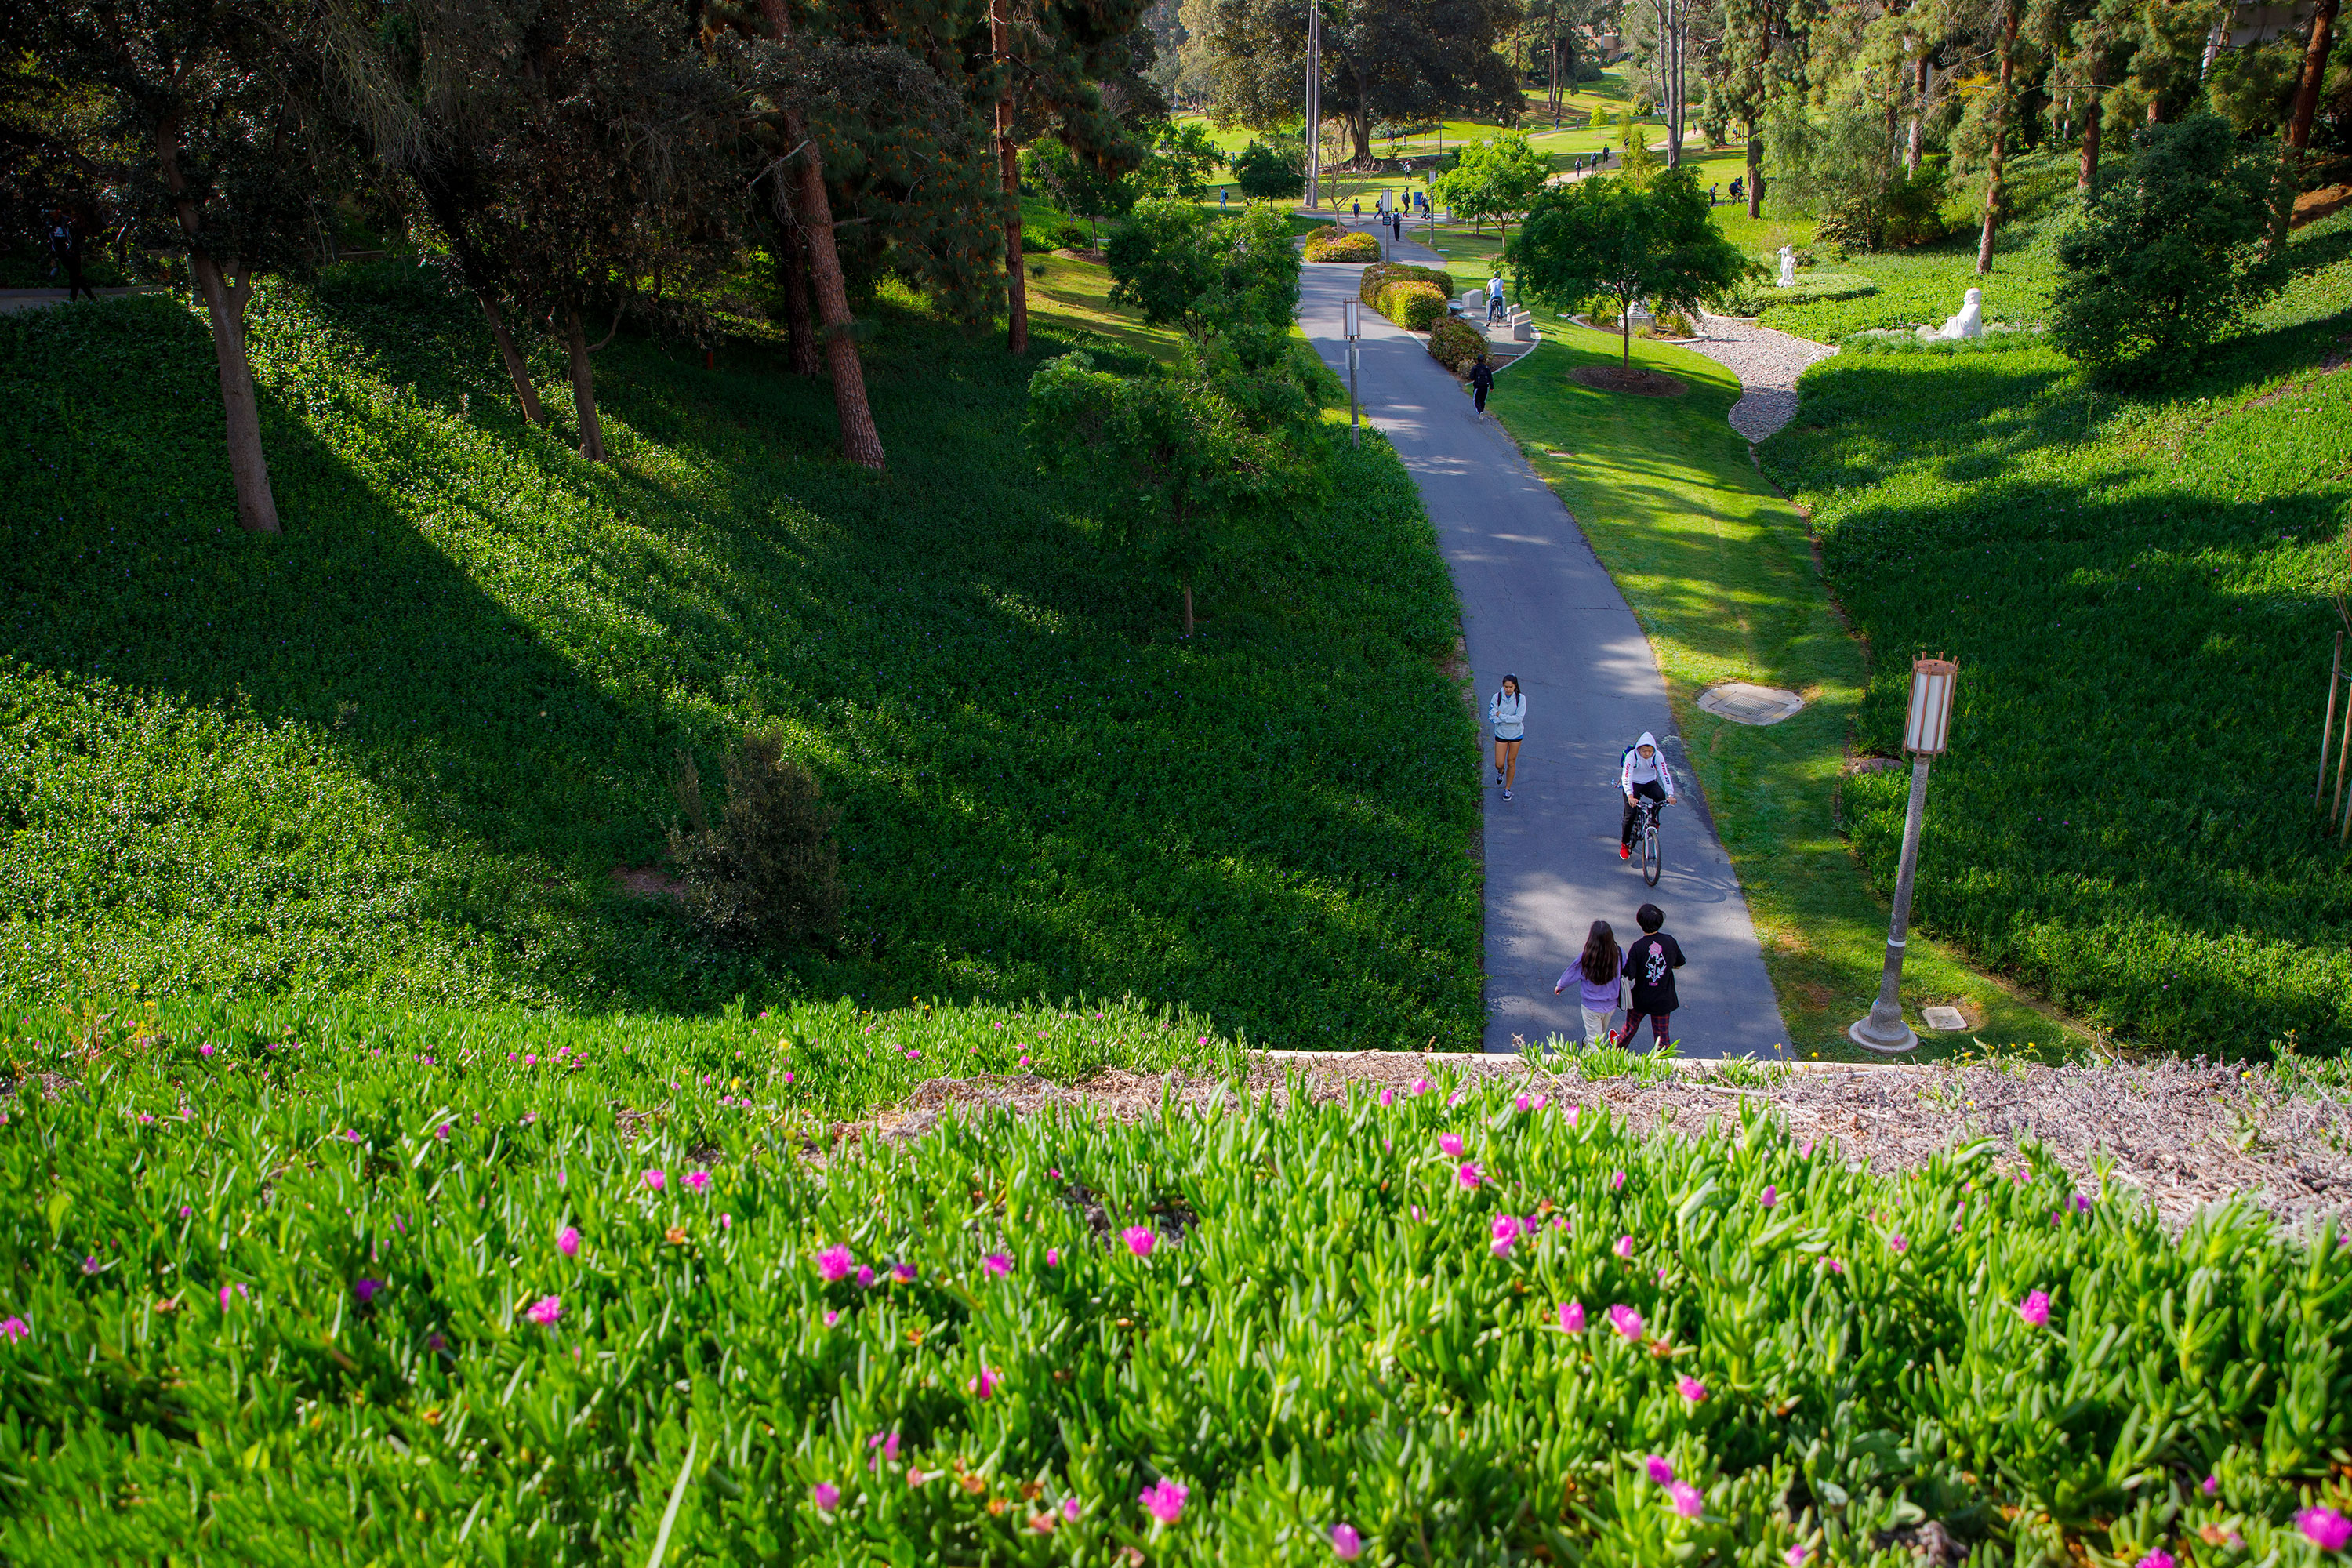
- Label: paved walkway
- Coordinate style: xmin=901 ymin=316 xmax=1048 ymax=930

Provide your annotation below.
xmin=0 ymin=286 xmax=164 ymax=315
xmin=1298 ymin=260 xmax=1791 ymax=1058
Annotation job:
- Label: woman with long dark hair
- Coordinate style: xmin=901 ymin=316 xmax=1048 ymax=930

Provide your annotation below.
xmin=1554 ymin=920 xmax=1622 ymax=1047
xmin=1487 ymin=674 xmax=1525 ymax=800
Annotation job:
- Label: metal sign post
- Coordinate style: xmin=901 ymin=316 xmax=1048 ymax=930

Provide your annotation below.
xmin=1849 ymin=656 xmax=1958 ymax=1054
xmin=1343 ymin=299 xmax=1360 ymax=449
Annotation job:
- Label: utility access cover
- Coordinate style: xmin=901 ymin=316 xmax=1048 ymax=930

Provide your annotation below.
xmin=1919 ymin=1006 xmax=1969 ymax=1032
xmin=1696 ymin=683 xmax=1806 ymax=726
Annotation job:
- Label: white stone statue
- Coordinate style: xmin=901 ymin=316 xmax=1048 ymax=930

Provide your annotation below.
xmin=1776 ymin=245 xmax=1796 ymax=288
xmin=1935 ymin=287 xmax=1986 ymax=339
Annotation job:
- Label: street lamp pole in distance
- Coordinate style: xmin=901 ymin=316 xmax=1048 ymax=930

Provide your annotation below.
xmin=1304 ymin=4 xmax=1322 ymax=211
xmin=1343 ymin=299 xmax=1360 ymax=448
xmin=1848 ymin=655 xmax=1958 ymax=1054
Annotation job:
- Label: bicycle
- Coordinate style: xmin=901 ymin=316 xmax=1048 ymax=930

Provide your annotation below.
xmin=1628 ymin=797 xmax=1665 ymax=887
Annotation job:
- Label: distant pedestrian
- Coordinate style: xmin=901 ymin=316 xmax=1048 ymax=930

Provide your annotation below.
xmin=1485 ymin=274 xmax=1506 ymax=325
xmin=1352 ymin=198 xmax=1362 ymax=221
xmin=1486 ymin=673 xmax=1524 ymax=797
xmin=1709 ymin=183 xmax=1719 ymax=205
xmin=1219 ymin=188 xmax=1228 ymax=209
xmin=1621 ymin=902 xmax=1685 ymax=1051
xmin=1392 ymin=210 xmax=1403 ymax=241
xmin=1555 ymin=920 xmax=1624 ymax=1046
xmin=47 ymin=210 xmax=95 ymax=303
xmin=1468 ymin=353 xmax=1495 ymax=421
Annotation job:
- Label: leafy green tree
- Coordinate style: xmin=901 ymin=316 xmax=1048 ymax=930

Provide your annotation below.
xmin=1197 ymin=0 xmax=1524 ymax=168
xmin=1025 ymin=347 xmax=1317 ymax=635
xmin=1104 ymin=199 xmax=1301 ymax=365
xmin=1431 ymin=131 xmax=1550 ymax=236
xmin=1134 ymin=118 xmax=1225 ymax=199
xmin=1507 ymin=166 xmax=1751 ymax=368
xmin=2049 ymin=114 xmax=2287 ymax=386
xmin=1229 ymin=138 xmax=1305 ymax=196
xmin=1021 ymin=136 xmax=1138 ymax=242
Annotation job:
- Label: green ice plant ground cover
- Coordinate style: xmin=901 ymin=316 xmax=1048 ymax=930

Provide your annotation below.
xmin=9 ymin=1030 xmax=2352 ymax=1565
xmin=1760 ymin=207 xmax=2352 ymax=1054
xmin=0 ymin=262 xmax=1480 ymax=1050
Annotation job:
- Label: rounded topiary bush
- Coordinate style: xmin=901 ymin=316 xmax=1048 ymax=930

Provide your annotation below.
xmin=1377 ymin=280 xmax=1448 ymax=330
xmin=1359 ymin=262 xmax=1457 ymax=307
xmin=1428 ymin=317 xmax=1486 ymax=371
xmin=1303 ymin=227 xmax=1382 ymax=263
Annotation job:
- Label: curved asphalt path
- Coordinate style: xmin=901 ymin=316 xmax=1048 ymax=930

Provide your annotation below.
xmin=1298 ymin=252 xmax=1790 ymax=1058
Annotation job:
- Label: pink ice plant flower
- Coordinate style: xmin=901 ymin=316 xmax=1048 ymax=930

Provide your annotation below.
xmin=1439 ymin=1133 xmax=1465 ymax=1157
xmin=1411 ymin=1078 xmax=1432 ymax=1095
xmin=1045 ymin=1248 xmax=1060 ymax=1267
xmin=343 ymin=1129 xmax=364 ymax=1144
xmin=557 ymin=1226 xmax=580 ymax=1258
xmin=2299 ymin=1507 xmax=2352 ymax=1551
xmin=1140 ymin=1479 xmax=1188 ymax=1524
xmin=1062 ymin=1498 xmax=1082 ymax=1522
xmin=816 ymin=1244 xmax=854 ymax=1282
xmin=1613 ymin=1234 xmax=1635 ymax=1260
xmin=1759 ymin=1185 xmax=1777 ymax=1208
xmin=2201 ymin=1473 xmax=2219 ymax=1496
xmin=684 ymin=1171 xmax=710 ymax=1194
xmin=893 ymin=1262 xmax=917 ymax=1283
xmin=1666 ymin=1481 xmax=1703 ymax=1519
xmin=1678 ymin=1376 xmax=1707 ymax=1404
xmin=2135 ymin=1553 xmax=2175 ymax=1568
xmin=984 ymin=1254 xmax=1012 ymax=1278
xmin=1785 ymin=1548 xmax=1809 ymax=1567
xmin=856 ymin=1266 xmax=877 ymax=1289
xmin=1122 ymin=1226 xmax=1157 ymax=1258
xmin=1560 ymin=1301 xmax=1587 ymax=1331
xmin=1490 ymin=1215 xmax=1522 ymax=1257
xmin=0 ymin=1316 xmax=30 ymax=1345
xmin=1456 ymin=1163 xmax=1483 ymax=1189
xmin=971 ymin=1367 xmax=999 ymax=1398
xmin=1646 ymin=1455 xmax=1675 ymax=1486
xmin=811 ymin=1483 xmax=839 ymax=1512
xmin=354 ymin=1279 xmax=385 ymax=1305
xmin=1377 ymin=1087 xmax=1395 ymax=1107
xmin=2016 ymin=1289 xmax=2053 ymax=1327
xmin=1514 ymin=1094 xmax=1531 ymax=1112
xmin=198 ymin=1044 xmax=215 ymax=1058
xmin=642 ymin=1169 xmax=666 ymax=1191
xmin=1608 ymin=1304 xmax=1644 ymax=1341
xmin=1889 ymin=1234 xmax=1909 ymax=1253
xmin=1330 ymin=1522 xmax=1364 ymax=1559
xmin=823 ymin=1310 xmax=840 ymax=1327
xmin=526 ymin=1294 xmax=561 ymax=1326
xmin=1610 ymin=1171 xmax=1625 ymax=1191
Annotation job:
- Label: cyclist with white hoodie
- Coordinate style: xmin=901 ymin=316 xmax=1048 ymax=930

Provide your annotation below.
xmin=1619 ymin=731 xmax=1677 ymax=861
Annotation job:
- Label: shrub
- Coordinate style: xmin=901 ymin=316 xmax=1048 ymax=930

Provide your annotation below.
xmin=667 ymin=733 xmax=845 ymax=950
xmin=1230 ymin=139 xmax=1304 ymax=198
xmin=1650 ymin=308 xmax=1695 ymax=338
xmin=1358 ymin=261 xmax=1456 ymax=307
xmin=1303 ymin=227 xmax=1382 ymax=263
xmin=2049 ymin=114 xmax=2288 ymax=387
xmin=1714 ymin=271 xmax=1877 ymax=315
xmin=1376 ymin=280 xmax=1449 ymax=329
xmin=1428 ymin=316 xmax=1486 ymax=371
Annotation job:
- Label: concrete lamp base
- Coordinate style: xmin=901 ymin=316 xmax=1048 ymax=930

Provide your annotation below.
xmin=1847 ymin=1015 xmax=1919 ymax=1054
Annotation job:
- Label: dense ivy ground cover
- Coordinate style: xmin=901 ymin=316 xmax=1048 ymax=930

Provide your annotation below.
xmin=1762 ymin=209 xmax=2352 ymax=1053
xmin=0 ymin=266 xmax=1480 ymax=1049
xmin=8 ymin=1025 xmax=2352 ymax=1564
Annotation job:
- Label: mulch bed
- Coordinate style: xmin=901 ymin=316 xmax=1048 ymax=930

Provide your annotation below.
xmin=869 ymin=1052 xmax=2352 ymax=1233
xmin=1572 ymin=364 xmax=1689 ymax=397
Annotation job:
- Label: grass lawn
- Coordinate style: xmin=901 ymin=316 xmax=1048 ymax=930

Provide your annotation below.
xmin=1477 ymin=321 xmax=2089 ymax=1060
xmin=1762 ymin=208 xmax=2352 ymax=1054
xmin=0 ymin=255 xmax=1482 ymax=1051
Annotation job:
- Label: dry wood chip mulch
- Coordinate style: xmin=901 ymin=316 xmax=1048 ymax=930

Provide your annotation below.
xmin=870 ymin=1053 xmax=2352 ymax=1234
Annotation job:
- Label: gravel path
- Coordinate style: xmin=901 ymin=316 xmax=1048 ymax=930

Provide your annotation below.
xmin=1679 ymin=312 xmax=1839 ymax=443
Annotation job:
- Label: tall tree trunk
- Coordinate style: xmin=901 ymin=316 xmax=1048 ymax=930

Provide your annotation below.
xmin=993 ymin=1 xmax=1028 ymax=356
xmin=760 ymin=0 xmax=885 ymax=470
xmin=1747 ymin=129 xmax=1763 ymax=216
xmin=1908 ymin=58 xmax=1929 ymax=175
xmin=1621 ymin=307 xmax=1632 ymax=370
xmin=2274 ymin=0 xmax=2342 ymax=245
xmin=1181 ymin=579 xmax=1194 ymax=637
xmin=563 ymin=307 xmax=607 ymax=461
xmin=475 ymin=290 xmax=545 ymax=425
xmin=778 ymin=225 xmax=819 ymax=376
xmin=2078 ymin=71 xmax=2102 ymax=192
xmin=1977 ymin=4 xmax=2019 ymax=275
xmin=188 ymin=252 xmax=280 ymax=534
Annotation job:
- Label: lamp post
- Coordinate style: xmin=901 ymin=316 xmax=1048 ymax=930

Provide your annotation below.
xmin=1343 ymin=298 xmax=1361 ymax=448
xmin=1849 ymin=656 xmax=1958 ymax=1054
xmin=1304 ymin=3 xmax=1322 ymax=211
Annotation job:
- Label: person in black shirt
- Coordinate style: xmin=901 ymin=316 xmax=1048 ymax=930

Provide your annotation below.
xmin=1621 ymin=902 xmax=1684 ymax=1051
xmin=1468 ymin=354 xmax=1495 ymax=420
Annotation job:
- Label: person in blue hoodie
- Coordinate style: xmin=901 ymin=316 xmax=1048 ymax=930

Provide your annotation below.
xmin=1488 ymin=675 xmax=1526 ymax=800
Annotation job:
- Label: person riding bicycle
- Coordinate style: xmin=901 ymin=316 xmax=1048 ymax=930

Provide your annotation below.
xmin=1619 ymin=731 xmax=1677 ymax=862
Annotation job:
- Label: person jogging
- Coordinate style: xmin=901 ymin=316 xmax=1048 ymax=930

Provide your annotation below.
xmin=1468 ymin=354 xmax=1495 ymax=422
xmin=1486 ymin=674 xmax=1525 ymax=798
xmin=1554 ymin=920 xmax=1623 ymax=1046
xmin=1620 ymin=902 xmax=1685 ymax=1051
xmin=1618 ymin=731 xmax=1676 ymax=861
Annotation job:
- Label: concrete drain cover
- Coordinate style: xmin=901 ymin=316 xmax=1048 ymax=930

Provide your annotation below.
xmin=1920 ymin=1006 xmax=1969 ymax=1032
xmin=1696 ymin=682 xmax=1806 ymax=726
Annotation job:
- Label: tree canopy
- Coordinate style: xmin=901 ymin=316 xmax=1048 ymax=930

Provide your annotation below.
xmin=1431 ymin=131 xmax=1551 ymax=236
xmin=1507 ymin=167 xmax=1752 ymax=368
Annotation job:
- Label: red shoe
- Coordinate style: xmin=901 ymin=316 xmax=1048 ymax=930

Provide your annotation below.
xmin=1619 ymin=844 xmax=1631 ymax=861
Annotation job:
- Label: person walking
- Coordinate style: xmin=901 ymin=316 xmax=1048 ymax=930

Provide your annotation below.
xmin=1618 ymin=730 xmax=1676 ymax=860
xmin=1219 ymin=188 xmax=1228 ymax=209
xmin=1620 ymin=902 xmax=1685 ymax=1051
xmin=1486 ymin=673 xmax=1524 ymax=798
xmin=1709 ymin=183 xmax=1719 ymax=205
xmin=1468 ymin=353 xmax=1496 ymax=423
xmin=1352 ymin=198 xmax=1362 ymax=222
xmin=47 ymin=210 xmax=95 ymax=303
xmin=1554 ymin=920 xmax=1623 ymax=1046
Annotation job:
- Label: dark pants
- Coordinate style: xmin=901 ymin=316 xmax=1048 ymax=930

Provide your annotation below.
xmin=1486 ymin=298 xmax=1504 ymax=325
xmin=1619 ymin=1011 xmax=1672 ymax=1049
xmin=1473 ymin=386 xmax=1489 ymax=413
xmin=1621 ymin=779 xmax=1666 ymax=847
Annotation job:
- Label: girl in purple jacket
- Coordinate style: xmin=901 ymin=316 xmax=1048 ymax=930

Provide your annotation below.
xmin=1554 ymin=920 xmax=1623 ymax=1047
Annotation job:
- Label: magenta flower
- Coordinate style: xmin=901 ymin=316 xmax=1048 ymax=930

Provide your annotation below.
xmin=1785 ymin=1547 xmax=1809 ymax=1567
xmin=856 ymin=1265 xmax=877 ymax=1289
xmin=2072 ymin=1192 xmax=2093 ymax=1213
xmin=811 ymin=1482 xmax=840 ymax=1512
xmin=1045 ymin=1248 xmax=1060 ymax=1266
xmin=1608 ymin=1303 xmax=1644 ymax=1341
xmin=1456 ymin=1163 xmax=1483 ymax=1189
xmin=1411 ymin=1078 xmax=1432 ymax=1095
xmin=642 ymin=1169 xmax=666 ymax=1191
xmin=1140 ymin=1479 xmax=1188 ymax=1524
xmin=1798 ymin=1139 xmax=1813 ymax=1157
xmin=971 ymin=1367 xmax=999 ymax=1399
xmin=219 ymin=1286 xmax=236 ymax=1308
xmin=1490 ymin=1215 xmax=1522 ymax=1257
xmin=81 ymin=1255 xmax=101 ymax=1276
xmin=1677 ymin=1375 xmax=1707 ymax=1403
xmin=1377 ymin=1087 xmax=1395 ymax=1107
xmin=1018 ymin=1054 xmax=1031 ymax=1066
xmin=1330 ymin=1523 xmax=1363 ymax=1559
xmin=2201 ymin=1472 xmax=2219 ymax=1496
xmin=823 ymin=1310 xmax=840 ymax=1327
xmin=2135 ymin=1553 xmax=2175 ymax=1568
xmin=1559 ymin=1300 xmax=1587 ymax=1331
xmin=435 ymin=1123 xmax=452 ymax=1141
xmin=1889 ymin=1234 xmax=1908 ymax=1253
xmin=525 ymin=1294 xmax=561 ymax=1326
xmin=354 ymin=1279 xmax=385 ymax=1305
xmin=1759 ymin=1185 xmax=1777 ymax=1208
xmin=882 ymin=1432 xmax=901 ymax=1462
xmin=557 ymin=1226 xmax=580 ymax=1258
xmin=1439 ymin=1133 xmax=1465 ymax=1157
xmin=984 ymin=1253 xmax=1012 ymax=1278
xmin=343 ymin=1129 xmax=364 ymax=1144
xmin=1646 ymin=1454 xmax=1675 ymax=1486
xmin=816 ymin=1244 xmax=854 ymax=1282
xmin=721 ymin=1213 xmax=733 ymax=1229
xmin=1123 ymin=1226 xmax=1157 ymax=1258
xmin=684 ymin=1171 xmax=711 ymax=1195
xmin=428 ymin=1333 xmax=447 ymax=1352
xmin=1666 ymin=1481 xmax=1702 ymax=1519
xmin=1565 ymin=1105 xmax=1581 ymax=1127
xmin=2299 ymin=1507 xmax=2352 ymax=1551
xmin=893 ymin=1262 xmax=917 ymax=1283
xmin=1613 ymin=1234 xmax=1635 ymax=1260
xmin=1514 ymin=1094 xmax=1531 ymax=1112
xmin=0 ymin=1316 xmax=29 ymax=1345
xmin=2016 ymin=1289 xmax=2052 ymax=1327
xmin=1826 ymin=1258 xmax=1845 ymax=1275
xmin=1063 ymin=1497 xmax=1081 ymax=1522
xmin=198 ymin=1044 xmax=216 ymax=1058
xmin=1610 ymin=1170 xmax=1625 ymax=1191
